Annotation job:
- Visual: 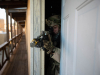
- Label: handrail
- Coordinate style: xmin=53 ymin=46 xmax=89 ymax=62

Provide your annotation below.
xmin=0 ymin=42 xmax=8 ymax=51
xmin=0 ymin=33 xmax=22 ymax=70
xmin=0 ymin=33 xmax=22 ymax=50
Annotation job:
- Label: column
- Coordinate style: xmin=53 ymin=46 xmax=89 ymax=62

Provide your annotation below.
xmin=6 ymin=9 xmax=9 ymax=42
xmin=17 ymin=22 xmax=18 ymax=43
xmin=10 ymin=13 xmax=12 ymax=39
xmin=21 ymin=26 xmax=22 ymax=33
xmin=14 ymin=20 xmax=15 ymax=36
xmin=20 ymin=25 xmax=21 ymax=34
xmin=17 ymin=22 xmax=18 ymax=35
xmin=6 ymin=9 xmax=10 ymax=60
xmin=14 ymin=19 xmax=16 ymax=47
xmin=40 ymin=0 xmax=45 ymax=75
xmin=33 ymin=0 xmax=41 ymax=75
xmin=10 ymin=13 xmax=13 ymax=52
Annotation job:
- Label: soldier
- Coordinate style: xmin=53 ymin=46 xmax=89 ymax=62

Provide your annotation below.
xmin=44 ymin=15 xmax=61 ymax=75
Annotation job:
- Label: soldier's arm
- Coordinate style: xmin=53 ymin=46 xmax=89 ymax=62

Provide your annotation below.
xmin=43 ymin=40 xmax=60 ymax=63
xmin=51 ymin=47 xmax=60 ymax=63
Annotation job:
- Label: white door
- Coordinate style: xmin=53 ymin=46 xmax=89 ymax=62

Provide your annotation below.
xmin=61 ymin=0 xmax=100 ymax=75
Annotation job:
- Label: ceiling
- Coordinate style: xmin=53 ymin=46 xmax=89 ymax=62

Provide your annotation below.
xmin=0 ymin=0 xmax=27 ymax=27
xmin=0 ymin=0 xmax=61 ymax=27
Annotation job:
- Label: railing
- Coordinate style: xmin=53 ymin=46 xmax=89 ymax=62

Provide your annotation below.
xmin=0 ymin=33 xmax=22 ymax=70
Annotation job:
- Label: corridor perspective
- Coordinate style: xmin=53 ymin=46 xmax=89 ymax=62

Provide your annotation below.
xmin=0 ymin=0 xmax=100 ymax=75
xmin=1 ymin=34 xmax=28 ymax=75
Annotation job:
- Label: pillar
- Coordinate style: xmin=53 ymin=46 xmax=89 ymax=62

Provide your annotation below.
xmin=17 ymin=22 xmax=18 ymax=35
xmin=10 ymin=13 xmax=13 ymax=52
xmin=14 ymin=19 xmax=16 ymax=47
xmin=6 ymin=9 xmax=9 ymax=42
xmin=10 ymin=13 xmax=12 ymax=39
xmin=6 ymin=9 xmax=10 ymax=59
xmin=14 ymin=20 xmax=15 ymax=36
xmin=40 ymin=0 xmax=45 ymax=75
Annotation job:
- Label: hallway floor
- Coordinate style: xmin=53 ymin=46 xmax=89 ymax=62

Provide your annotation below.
xmin=1 ymin=35 xmax=28 ymax=75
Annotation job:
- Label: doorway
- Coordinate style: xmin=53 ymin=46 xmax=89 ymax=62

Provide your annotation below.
xmin=45 ymin=0 xmax=61 ymax=75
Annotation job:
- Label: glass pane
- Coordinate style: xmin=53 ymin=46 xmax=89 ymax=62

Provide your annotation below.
xmin=0 ymin=8 xmax=6 ymax=45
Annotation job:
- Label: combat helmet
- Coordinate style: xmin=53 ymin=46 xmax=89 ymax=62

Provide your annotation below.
xmin=46 ymin=15 xmax=61 ymax=27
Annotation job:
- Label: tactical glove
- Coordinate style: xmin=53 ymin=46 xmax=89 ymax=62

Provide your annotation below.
xmin=43 ymin=40 xmax=55 ymax=54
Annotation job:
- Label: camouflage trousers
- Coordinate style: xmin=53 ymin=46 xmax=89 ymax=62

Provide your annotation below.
xmin=46 ymin=58 xmax=60 ymax=75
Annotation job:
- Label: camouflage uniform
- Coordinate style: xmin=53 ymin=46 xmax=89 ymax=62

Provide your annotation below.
xmin=44 ymin=15 xmax=61 ymax=75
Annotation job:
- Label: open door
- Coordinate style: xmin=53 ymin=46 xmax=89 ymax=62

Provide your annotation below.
xmin=61 ymin=0 xmax=100 ymax=75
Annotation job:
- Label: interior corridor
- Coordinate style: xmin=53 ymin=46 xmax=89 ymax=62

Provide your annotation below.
xmin=1 ymin=34 xmax=28 ymax=75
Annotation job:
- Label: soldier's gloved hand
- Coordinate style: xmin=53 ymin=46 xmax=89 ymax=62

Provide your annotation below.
xmin=43 ymin=40 xmax=55 ymax=54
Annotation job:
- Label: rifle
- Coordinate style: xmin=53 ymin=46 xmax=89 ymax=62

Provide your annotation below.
xmin=30 ymin=31 xmax=54 ymax=54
